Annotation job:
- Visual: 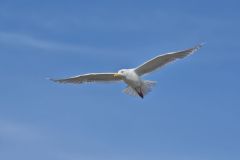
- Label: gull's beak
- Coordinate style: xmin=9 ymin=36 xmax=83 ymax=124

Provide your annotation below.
xmin=114 ymin=73 xmax=122 ymax=78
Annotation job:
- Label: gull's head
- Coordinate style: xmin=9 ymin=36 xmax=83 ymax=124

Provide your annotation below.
xmin=114 ymin=69 xmax=128 ymax=78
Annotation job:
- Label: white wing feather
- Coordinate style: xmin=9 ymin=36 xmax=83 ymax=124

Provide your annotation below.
xmin=134 ymin=44 xmax=203 ymax=76
xmin=51 ymin=73 xmax=121 ymax=84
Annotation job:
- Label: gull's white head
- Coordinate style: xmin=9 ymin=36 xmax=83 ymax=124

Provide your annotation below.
xmin=114 ymin=69 xmax=128 ymax=78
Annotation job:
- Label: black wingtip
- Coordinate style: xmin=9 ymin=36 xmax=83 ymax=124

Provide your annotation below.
xmin=189 ymin=43 xmax=205 ymax=54
xmin=46 ymin=77 xmax=58 ymax=83
xmin=195 ymin=42 xmax=205 ymax=49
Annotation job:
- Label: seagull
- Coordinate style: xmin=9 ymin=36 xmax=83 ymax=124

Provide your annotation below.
xmin=51 ymin=44 xmax=202 ymax=98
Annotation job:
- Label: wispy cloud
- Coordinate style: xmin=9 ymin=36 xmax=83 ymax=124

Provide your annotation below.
xmin=0 ymin=32 xmax=126 ymax=56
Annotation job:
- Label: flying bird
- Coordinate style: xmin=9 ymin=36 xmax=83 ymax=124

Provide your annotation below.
xmin=51 ymin=44 xmax=202 ymax=98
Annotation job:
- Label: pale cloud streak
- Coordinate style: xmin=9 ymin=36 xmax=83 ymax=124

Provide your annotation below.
xmin=0 ymin=32 xmax=127 ymax=56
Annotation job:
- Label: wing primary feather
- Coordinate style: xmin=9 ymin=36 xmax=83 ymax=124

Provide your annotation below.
xmin=134 ymin=44 xmax=203 ymax=76
xmin=50 ymin=73 xmax=122 ymax=84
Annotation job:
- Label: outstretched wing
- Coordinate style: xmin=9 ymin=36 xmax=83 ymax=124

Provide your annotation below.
xmin=50 ymin=73 xmax=122 ymax=84
xmin=134 ymin=44 xmax=202 ymax=76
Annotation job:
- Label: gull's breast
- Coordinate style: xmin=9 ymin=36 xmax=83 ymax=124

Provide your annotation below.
xmin=124 ymin=70 xmax=142 ymax=87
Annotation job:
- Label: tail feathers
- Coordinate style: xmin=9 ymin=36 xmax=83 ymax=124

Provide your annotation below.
xmin=123 ymin=86 xmax=139 ymax=97
xmin=141 ymin=80 xmax=156 ymax=96
xmin=123 ymin=80 xmax=156 ymax=98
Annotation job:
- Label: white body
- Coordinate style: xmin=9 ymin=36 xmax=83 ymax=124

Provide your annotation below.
xmin=122 ymin=69 xmax=142 ymax=88
xmin=115 ymin=68 xmax=156 ymax=98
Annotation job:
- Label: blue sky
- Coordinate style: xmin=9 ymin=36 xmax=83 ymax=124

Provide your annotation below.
xmin=0 ymin=0 xmax=240 ymax=160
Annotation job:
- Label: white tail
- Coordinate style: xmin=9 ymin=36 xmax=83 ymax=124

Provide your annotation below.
xmin=123 ymin=80 xmax=156 ymax=98
xmin=141 ymin=80 xmax=157 ymax=95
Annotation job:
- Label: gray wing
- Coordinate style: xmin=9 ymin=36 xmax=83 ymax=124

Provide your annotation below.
xmin=134 ymin=44 xmax=202 ymax=76
xmin=50 ymin=73 xmax=121 ymax=84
